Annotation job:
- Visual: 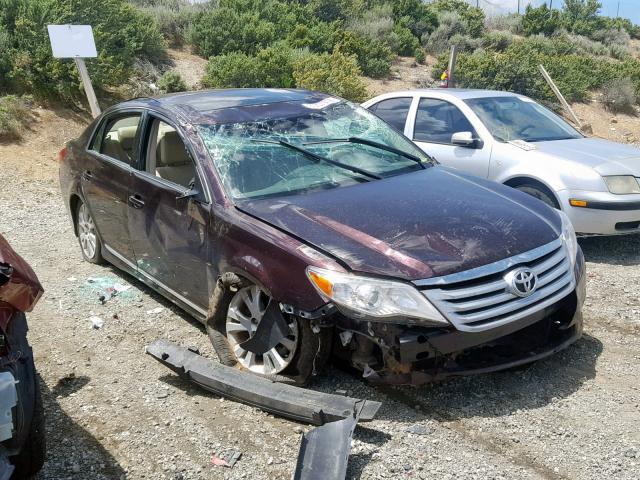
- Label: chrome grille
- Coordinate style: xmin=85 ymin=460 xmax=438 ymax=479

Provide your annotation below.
xmin=415 ymin=239 xmax=575 ymax=332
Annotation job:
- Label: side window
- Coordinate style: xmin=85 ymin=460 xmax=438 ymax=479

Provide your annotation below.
xmin=94 ymin=114 xmax=141 ymax=165
xmin=414 ymin=98 xmax=475 ymax=144
xmin=146 ymin=119 xmax=197 ymax=190
xmin=369 ymin=97 xmax=412 ymax=133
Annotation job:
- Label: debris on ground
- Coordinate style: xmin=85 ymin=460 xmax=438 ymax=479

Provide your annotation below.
xmin=211 ymin=450 xmax=242 ymax=468
xmin=88 ymin=315 xmax=104 ymax=329
xmin=405 ymin=424 xmax=432 ymax=436
xmin=145 ymin=339 xmax=381 ymax=425
xmin=84 ymin=277 xmax=133 ymax=305
xmin=146 ymin=307 xmax=164 ymax=315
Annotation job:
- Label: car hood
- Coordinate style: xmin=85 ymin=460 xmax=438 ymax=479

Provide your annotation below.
xmin=237 ymin=167 xmax=561 ymax=281
xmin=532 ymin=138 xmax=640 ymax=176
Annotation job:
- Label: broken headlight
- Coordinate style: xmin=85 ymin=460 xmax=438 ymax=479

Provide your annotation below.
xmin=306 ymin=266 xmax=448 ymax=325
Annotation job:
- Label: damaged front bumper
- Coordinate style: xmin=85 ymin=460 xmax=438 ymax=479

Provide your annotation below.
xmin=146 ymin=340 xmax=380 ymax=425
xmin=333 ymin=249 xmax=587 ymax=384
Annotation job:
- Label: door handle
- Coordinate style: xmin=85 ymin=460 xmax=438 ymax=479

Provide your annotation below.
xmin=128 ymin=194 xmax=145 ymax=209
xmin=82 ymin=170 xmax=93 ymax=181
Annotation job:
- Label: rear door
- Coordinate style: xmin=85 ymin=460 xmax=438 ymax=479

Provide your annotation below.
xmin=409 ymin=97 xmax=491 ymax=178
xmin=127 ymin=114 xmax=210 ymax=316
xmin=83 ymin=112 xmax=142 ymax=262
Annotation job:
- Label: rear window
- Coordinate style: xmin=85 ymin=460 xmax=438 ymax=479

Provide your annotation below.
xmin=90 ymin=114 xmax=141 ymax=166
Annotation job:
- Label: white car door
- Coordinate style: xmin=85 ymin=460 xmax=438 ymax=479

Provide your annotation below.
xmin=408 ymin=96 xmax=492 ymax=179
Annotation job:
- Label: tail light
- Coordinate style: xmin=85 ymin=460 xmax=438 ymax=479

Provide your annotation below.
xmin=58 ymin=146 xmax=68 ymax=162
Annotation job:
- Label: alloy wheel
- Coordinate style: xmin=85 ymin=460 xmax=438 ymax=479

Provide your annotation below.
xmin=226 ymin=285 xmax=299 ymax=375
xmin=78 ymin=203 xmax=97 ymax=260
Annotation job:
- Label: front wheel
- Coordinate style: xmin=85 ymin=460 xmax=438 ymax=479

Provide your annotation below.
xmin=207 ymin=282 xmax=330 ymax=385
xmin=515 ymin=184 xmax=559 ymax=209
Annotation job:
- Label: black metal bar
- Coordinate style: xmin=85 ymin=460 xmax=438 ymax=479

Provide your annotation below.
xmin=146 ymin=340 xmax=381 ymax=426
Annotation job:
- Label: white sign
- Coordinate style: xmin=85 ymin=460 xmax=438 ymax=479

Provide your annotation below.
xmin=47 ymin=25 xmax=97 ymax=58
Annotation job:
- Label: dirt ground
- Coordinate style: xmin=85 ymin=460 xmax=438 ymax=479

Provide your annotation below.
xmin=1 ymin=99 xmax=640 ymax=480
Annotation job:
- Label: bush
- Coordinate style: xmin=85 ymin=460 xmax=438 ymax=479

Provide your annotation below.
xmin=202 ymin=44 xmax=297 ymax=89
xmin=562 ymin=0 xmax=601 ymax=36
xmin=601 ymin=78 xmax=636 ymax=113
xmin=522 ymin=4 xmax=562 ymax=36
xmin=423 ymin=11 xmax=467 ymax=54
xmin=348 ymin=4 xmax=394 ymax=40
xmin=590 ymin=27 xmax=630 ymax=47
xmin=427 ymin=0 xmax=485 ymax=38
xmin=136 ymin=2 xmax=199 ymax=47
xmin=158 ymin=70 xmax=187 ymax=93
xmin=125 ymin=58 xmax=162 ymax=98
xmin=389 ymin=25 xmax=420 ymax=56
xmin=286 ymin=22 xmax=339 ymax=53
xmin=481 ymin=31 xmax=514 ymax=52
xmin=336 ymin=30 xmax=393 ymax=78
xmin=392 ymin=0 xmax=438 ymax=39
xmin=0 ymin=0 xmax=166 ymax=102
xmin=293 ymin=50 xmax=368 ymax=102
xmin=414 ymin=47 xmax=426 ymax=65
xmin=485 ymin=14 xmax=522 ymax=34
xmin=0 ymin=95 xmax=34 ymax=141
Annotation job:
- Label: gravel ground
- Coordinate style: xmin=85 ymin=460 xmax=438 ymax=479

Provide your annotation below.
xmin=1 ymin=124 xmax=640 ymax=479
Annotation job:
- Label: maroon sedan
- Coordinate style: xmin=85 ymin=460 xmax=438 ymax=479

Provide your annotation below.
xmin=59 ymin=89 xmax=585 ymax=385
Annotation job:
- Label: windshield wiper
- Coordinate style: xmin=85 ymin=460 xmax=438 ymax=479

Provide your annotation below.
xmin=250 ymin=139 xmax=381 ymax=180
xmin=304 ymin=137 xmax=427 ymax=169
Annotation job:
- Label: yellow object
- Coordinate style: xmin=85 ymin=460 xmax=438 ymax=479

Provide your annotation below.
xmin=308 ymin=270 xmax=333 ymax=297
xmin=569 ymin=199 xmax=588 ymax=207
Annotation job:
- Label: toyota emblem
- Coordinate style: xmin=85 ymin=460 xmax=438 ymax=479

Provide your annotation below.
xmin=504 ymin=267 xmax=538 ymax=297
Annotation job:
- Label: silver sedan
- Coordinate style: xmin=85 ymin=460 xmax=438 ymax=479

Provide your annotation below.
xmin=363 ymin=89 xmax=640 ymax=236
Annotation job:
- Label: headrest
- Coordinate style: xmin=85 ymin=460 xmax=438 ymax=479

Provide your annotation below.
xmin=158 ymin=131 xmax=190 ymax=167
xmin=117 ymin=126 xmax=138 ymax=151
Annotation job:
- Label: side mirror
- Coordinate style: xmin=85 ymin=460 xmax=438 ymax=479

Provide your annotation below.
xmin=176 ymin=188 xmax=202 ymax=201
xmin=451 ymin=131 xmax=477 ymax=147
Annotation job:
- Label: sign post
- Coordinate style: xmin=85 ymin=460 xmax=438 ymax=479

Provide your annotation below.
xmin=47 ymin=24 xmax=101 ymax=118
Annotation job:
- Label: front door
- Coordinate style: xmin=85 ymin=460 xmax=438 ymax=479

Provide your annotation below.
xmin=127 ymin=115 xmax=210 ymax=316
xmin=82 ymin=113 xmax=142 ymax=262
xmin=410 ymin=97 xmax=491 ymax=179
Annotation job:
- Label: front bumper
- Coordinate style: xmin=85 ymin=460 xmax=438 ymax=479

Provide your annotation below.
xmin=557 ymin=189 xmax=640 ymax=235
xmin=392 ymin=248 xmax=586 ymax=381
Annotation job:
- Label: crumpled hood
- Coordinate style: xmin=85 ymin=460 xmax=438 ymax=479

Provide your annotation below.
xmin=238 ymin=167 xmax=561 ymax=281
xmin=533 ymin=138 xmax=640 ymax=176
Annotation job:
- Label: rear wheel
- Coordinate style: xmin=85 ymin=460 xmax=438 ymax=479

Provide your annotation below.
xmin=207 ymin=282 xmax=330 ymax=385
xmin=76 ymin=201 xmax=103 ymax=264
xmin=515 ymin=184 xmax=559 ymax=210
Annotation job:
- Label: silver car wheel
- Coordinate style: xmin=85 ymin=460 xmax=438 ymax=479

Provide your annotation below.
xmin=226 ymin=285 xmax=299 ymax=375
xmin=78 ymin=203 xmax=97 ymax=259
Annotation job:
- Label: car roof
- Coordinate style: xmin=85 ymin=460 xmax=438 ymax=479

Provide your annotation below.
xmin=118 ymin=88 xmax=336 ymax=124
xmin=370 ymin=88 xmax=523 ymax=101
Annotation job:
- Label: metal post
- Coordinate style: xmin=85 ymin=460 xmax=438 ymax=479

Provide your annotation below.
xmin=617 ymin=1 xmax=620 ymax=17
xmin=74 ymin=57 xmax=101 ymax=118
xmin=518 ymin=0 xmax=520 ymax=15
xmin=447 ymin=45 xmax=458 ymax=89
xmin=538 ymin=64 xmax=582 ymax=129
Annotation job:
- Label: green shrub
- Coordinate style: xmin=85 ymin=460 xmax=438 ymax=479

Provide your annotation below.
xmin=481 ymin=31 xmax=514 ymax=52
xmin=601 ymin=78 xmax=636 ymax=113
xmin=562 ymin=0 xmax=601 ymax=36
xmin=286 ymin=22 xmax=339 ymax=53
xmin=202 ymin=44 xmax=296 ymax=89
xmin=190 ymin=8 xmax=276 ymax=57
xmin=136 ymin=2 xmax=198 ymax=46
xmin=522 ymin=4 xmax=562 ymax=36
xmin=0 ymin=94 xmax=33 ymax=140
xmin=336 ymin=30 xmax=393 ymax=78
xmin=485 ymin=14 xmax=522 ymax=34
xmin=0 ymin=0 xmax=166 ymax=101
xmin=308 ymin=0 xmax=364 ymax=23
xmin=158 ymin=70 xmax=187 ymax=93
xmin=392 ymin=0 xmax=438 ymax=39
xmin=590 ymin=27 xmax=630 ymax=47
xmin=423 ymin=11 xmax=467 ymax=54
xmin=389 ymin=25 xmax=420 ymax=56
xmin=348 ymin=4 xmax=394 ymax=41
xmin=427 ymin=0 xmax=485 ymax=38
xmin=293 ymin=50 xmax=368 ymax=102
xmin=414 ymin=47 xmax=426 ymax=65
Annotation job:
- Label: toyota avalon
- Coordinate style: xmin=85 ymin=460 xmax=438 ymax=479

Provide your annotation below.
xmin=59 ymin=89 xmax=585 ymax=384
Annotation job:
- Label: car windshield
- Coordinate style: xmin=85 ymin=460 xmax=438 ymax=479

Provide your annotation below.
xmin=197 ymin=100 xmax=434 ymax=200
xmin=465 ymin=96 xmax=582 ymax=143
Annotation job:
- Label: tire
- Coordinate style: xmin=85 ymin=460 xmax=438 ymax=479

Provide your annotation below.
xmin=206 ymin=278 xmax=330 ymax=386
xmin=10 ymin=374 xmax=46 ymax=479
xmin=515 ymin=184 xmax=559 ymax=209
xmin=76 ymin=200 xmax=104 ymax=264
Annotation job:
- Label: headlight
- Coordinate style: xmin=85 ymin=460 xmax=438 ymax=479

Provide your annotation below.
xmin=603 ymin=175 xmax=640 ymax=194
xmin=558 ymin=210 xmax=577 ymax=270
xmin=306 ymin=266 xmax=448 ymax=325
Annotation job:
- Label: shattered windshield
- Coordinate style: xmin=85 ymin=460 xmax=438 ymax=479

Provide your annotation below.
xmin=465 ymin=96 xmax=582 ymax=143
xmin=197 ymin=101 xmax=433 ymax=200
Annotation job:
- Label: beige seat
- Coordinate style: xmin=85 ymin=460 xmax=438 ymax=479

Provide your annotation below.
xmin=101 ymin=137 xmax=128 ymax=163
xmin=155 ymin=131 xmax=195 ymax=188
xmin=117 ymin=126 xmax=138 ymax=157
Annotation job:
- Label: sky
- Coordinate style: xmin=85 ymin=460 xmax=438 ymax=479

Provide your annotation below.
xmin=473 ymin=0 xmax=640 ymax=24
